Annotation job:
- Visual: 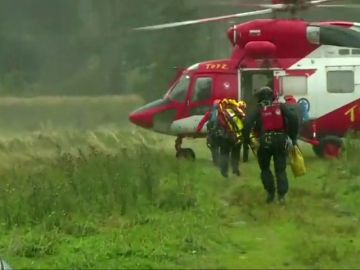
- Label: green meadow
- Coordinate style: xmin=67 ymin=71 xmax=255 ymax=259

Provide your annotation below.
xmin=0 ymin=96 xmax=359 ymax=269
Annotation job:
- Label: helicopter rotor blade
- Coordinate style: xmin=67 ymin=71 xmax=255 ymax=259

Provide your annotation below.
xmin=132 ymin=9 xmax=272 ymax=31
xmin=243 ymin=0 xmax=336 ymax=9
xmin=309 ymin=0 xmax=335 ymax=4
xmin=316 ymin=4 xmax=360 ymax=8
xmin=208 ymin=0 xmax=337 ymax=9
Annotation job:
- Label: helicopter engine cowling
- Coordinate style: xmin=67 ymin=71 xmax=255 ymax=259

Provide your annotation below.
xmin=244 ymin=41 xmax=277 ymax=59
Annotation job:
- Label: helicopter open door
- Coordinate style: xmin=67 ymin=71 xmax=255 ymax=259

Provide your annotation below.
xmin=240 ymin=70 xmax=274 ymax=111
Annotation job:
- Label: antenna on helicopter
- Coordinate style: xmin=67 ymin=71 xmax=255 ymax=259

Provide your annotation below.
xmin=132 ymin=0 xmax=360 ymax=31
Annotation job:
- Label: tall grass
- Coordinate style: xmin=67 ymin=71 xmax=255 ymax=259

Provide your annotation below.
xmin=0 ymin=130 xmax=209 ymax=233
xmin=326 ymin=132 xmax=360 ymax=219
xmin=0 ymin=95 xmax=144 ymax=134
xmin=0 ymin=99 xmax=360 ymax=268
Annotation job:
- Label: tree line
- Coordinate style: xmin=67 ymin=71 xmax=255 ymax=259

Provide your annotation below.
xmin=0 ymin=0 xmax=358 ymax=100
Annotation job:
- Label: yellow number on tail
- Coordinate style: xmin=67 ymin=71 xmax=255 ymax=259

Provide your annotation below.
xmin=345 ymin=105 xmax=358 ymax=123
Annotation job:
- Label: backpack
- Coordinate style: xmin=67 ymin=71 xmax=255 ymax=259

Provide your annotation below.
xmin=260 ymin=101 xmax=285 ymax=132
xmin=206 ymin=104 xmax=219 ymax=131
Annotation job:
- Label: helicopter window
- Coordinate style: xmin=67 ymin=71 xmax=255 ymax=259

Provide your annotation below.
xmin=339 ymin=49 xmax=350 ymax=55
xmin=306 ymin=26 xmax=320 ymax=45
xmin=280 ymin=76 xmax=307 ymax=96
xmin=168 ymin=75 xmax=190 ymax=102
xmin=327 ymin=71 xmax=354 ymax=93
xmin=352 ymin=49 xmax=360 ymax=55
xmin=192 ymin=77 xmax=213 ymax=102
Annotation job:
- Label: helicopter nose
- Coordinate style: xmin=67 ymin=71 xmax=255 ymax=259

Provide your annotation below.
xmin=128 ymin=109 xmax=154 ymax=129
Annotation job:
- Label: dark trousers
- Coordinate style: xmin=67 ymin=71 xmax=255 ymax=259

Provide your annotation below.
xmin=257 ymin=133 xmax=288 ymax=197
xmin=207 ymin=134 xmax=221 ymax=166
xmin=219 ymin=138 xmax=241 ymax=177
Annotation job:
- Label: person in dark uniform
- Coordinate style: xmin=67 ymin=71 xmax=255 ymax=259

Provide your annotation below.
xmin=217 ymin=99 xmax=247 ymax=178
xmin=218 ymin=127 xmax=242 ymax=178
xmin=284 ymin=95 xmax=303 ymax=129
xmin=197 ymin=99 xmax=246 ymax=178
xmin=196 ymin=99 xmax=222 ymax=166
xmin=243 ymin=87 xmax=299 ymax=204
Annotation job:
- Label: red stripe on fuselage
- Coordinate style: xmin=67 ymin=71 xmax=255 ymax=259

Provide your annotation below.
xmin=304 ymin=98 xmax=360 ymax=138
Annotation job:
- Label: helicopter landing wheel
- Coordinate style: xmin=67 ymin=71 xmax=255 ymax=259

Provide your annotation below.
xmin=176 ymin=148 xmax=196 ymax=160
xmin=312 ymin=135 xmax=343 ymax=159
xmin=175 ymin=136 xmax=196 ymax=161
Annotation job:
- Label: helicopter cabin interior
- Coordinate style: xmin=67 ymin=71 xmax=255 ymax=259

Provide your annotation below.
xmin=240 ymin=70 xmax=274 ymax=111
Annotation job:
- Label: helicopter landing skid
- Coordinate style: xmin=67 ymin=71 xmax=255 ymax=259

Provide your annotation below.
xmin=175 ymin=136 xmax=195 ymax=160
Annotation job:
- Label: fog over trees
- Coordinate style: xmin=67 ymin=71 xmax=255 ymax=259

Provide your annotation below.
xmin=0 ymin=0 xmax=358 ymax=100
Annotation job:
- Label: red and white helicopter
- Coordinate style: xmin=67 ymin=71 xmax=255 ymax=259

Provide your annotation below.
xmin=129 ymin=0 xmax=360 ymax=159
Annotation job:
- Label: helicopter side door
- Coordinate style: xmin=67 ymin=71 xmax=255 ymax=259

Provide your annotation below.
xmin=186 ymin=74 xmax=215 ymax=116
xmin=171 ymin=73 xmax=238 ymax=134
xmin=185 ymin=72 xmax=239 ymax=115
xmin=170 ymin=74 xmax=215 ymax=135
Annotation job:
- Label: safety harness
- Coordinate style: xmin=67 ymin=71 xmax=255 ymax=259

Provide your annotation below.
xmin=260 ymin=100 xmax=285 ymax=133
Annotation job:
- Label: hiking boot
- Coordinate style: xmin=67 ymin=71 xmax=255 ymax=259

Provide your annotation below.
xmin=278 ymin=196 xmax=286 ymax=205
xmin=266 ymin=194 xmax=275 ymax=204
xmin=221 ymin=171 xmax=229 ymax=178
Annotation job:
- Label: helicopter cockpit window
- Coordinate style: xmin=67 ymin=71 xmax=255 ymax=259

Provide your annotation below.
xmin=192 ymin=77 xmax=213 ymax=102
xmin=168 ymin=75 xmax=190 ymax=102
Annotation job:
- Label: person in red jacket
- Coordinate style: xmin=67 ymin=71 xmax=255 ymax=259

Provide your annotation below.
xmin=284 ymin=95 xmax=303 ymax=129
xmin=244 ymin=87 xmax=299 ymax=204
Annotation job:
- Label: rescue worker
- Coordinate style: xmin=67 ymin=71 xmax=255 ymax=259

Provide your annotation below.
xmin=197 ymin=98 xmax=247 ymax=177
xmin=284 ymin=95 xmax=303 ymax=128
xmin=243 ymin=86 xmax=299 ymax=204
xmin=196 ymin=99 xmax=222 ymax=166
xmin=217 ymin=99 xmax=247 ymax=178
xmin=283 ymin=95 xmax=302 ymax=153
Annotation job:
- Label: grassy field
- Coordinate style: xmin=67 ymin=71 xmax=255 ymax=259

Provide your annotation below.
xmin=0 ymin=96 xmax=359 ymax=269
xmin=0 ymin=95 xmax=144 ymax=135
